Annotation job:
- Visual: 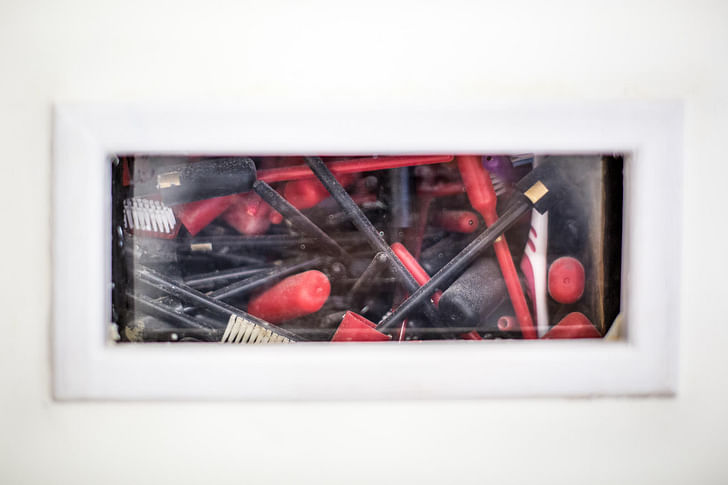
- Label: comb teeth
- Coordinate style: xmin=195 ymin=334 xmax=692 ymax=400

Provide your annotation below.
xmin=489 ymin=173 xmax=507 ymax=196
xmin=221 ymin=314 xmax=292 ymax=344
xmin=123 ymin=198 xmax=177 ymax=234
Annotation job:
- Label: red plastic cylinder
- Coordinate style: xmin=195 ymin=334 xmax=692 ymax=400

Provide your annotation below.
xmin=247 ymin=270 xmax=331 ymax=324
xmin=433 ymin=210 xmax=480 ymax=233
xmin=548 ymin=256 xmax=585 ymax=304
xmin=391 ymin=242 xmax=441 ymax=305
xmin=497 ymin=315 xmax=518 ymax=331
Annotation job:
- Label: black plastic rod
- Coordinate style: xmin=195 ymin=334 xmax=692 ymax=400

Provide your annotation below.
xmin=184 ymin=265 xmax=271 ymax=289
xmin=207 ymin=257 xmax=325 ymax=301
xmin=348 ymin=252 xmax=389 ymax=306
xmin=128 ymin=291 xmax=217 ymax=331
xmin=253 ymin=180 xmax=349 ymax=259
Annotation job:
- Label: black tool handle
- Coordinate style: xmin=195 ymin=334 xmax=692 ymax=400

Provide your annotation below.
xmin=437 ymin=258 xmax=508 ymax=330
xmin=157 ymin=157 xmax=257 ymax=205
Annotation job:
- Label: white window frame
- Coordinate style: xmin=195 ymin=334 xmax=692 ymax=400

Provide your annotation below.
xmin=52 ymin=101 xmax=682 ymax=400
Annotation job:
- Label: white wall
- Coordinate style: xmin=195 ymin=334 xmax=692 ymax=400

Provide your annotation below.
xmin=1 ymin=0 xmax=727 ymax=483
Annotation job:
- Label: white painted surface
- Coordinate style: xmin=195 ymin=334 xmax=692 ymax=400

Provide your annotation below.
xmin=52 ymin=102 xmax=681 ymax=400
xmin=1 ymin=0 xmax=727 ymax=483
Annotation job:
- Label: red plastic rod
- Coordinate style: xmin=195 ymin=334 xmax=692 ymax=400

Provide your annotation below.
xmin=456 ymin=155 xmax=537 ymax=340
xmin=548 ymin=256 xmax=585 ymax=304
xmin=332 ymin=311 xmax=391 ymax=342
xmin=257 ymin=155 xmax=454 ymax=184
xmin=247 ymin=270 xmax=331 ymax=324
xmin=391 ymin=242 xmax=441 ymax=305
xmin=542 ymin=312 xmax=601 ymax=339
xmin=433 ymin=210 xmax=480 ymax=233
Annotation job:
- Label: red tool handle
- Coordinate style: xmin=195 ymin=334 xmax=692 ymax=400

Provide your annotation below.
xmin=247 ymin=270 xmax=331 ymax=324
xmin=456 ymin=155 xmax=537 ymax=339
xmin=175 ymin=195 xmax=236 ymax=236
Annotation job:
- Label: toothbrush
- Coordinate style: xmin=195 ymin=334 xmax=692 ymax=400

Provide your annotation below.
xmin=520 ymin=209 xmax=549 ymax=336
xmin=520 ymin=155 xmax=550 ymax=336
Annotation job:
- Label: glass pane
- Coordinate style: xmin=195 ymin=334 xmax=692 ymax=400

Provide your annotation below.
xmin=110 ymin=154 xmax=623 ymax=343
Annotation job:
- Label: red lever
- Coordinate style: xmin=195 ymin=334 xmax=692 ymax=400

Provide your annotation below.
xmin=456 ymin=155 xmax=537 ymax=340
xmin=247 ymin=270 xmax=331 ymax=324
xmin=542 ymin=312 xmax=601 ymax=339
xmin=331 ymin=311 xmax=391 ymax=342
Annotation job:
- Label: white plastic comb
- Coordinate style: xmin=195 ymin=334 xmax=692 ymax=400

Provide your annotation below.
xmin=221 ymin=314 xmax=293 ymax=344
xmin=489 ymin=173 xmax=507 ymax=196
xmin=123 ymin=198 xmax=178 ymax=234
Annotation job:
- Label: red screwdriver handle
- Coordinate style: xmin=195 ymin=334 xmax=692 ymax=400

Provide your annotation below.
xmin=247 ymin=270 xmax=331 ymax=324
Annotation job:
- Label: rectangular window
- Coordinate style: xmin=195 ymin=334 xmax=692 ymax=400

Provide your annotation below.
xmin=111 ymin=153 xmax=624 ymax=344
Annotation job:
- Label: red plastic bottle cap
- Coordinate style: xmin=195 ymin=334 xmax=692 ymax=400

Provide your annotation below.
xmin=548 ymin=256 xmax=585 ymax=304
xmin=247 ymin=270 xmax=331 ymax=324
xmin=542 ymin=312 xmax=601 ymax=339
